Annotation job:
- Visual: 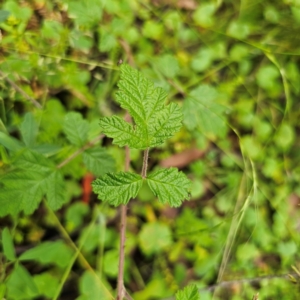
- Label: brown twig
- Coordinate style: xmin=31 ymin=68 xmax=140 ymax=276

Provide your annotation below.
xmin=57 ymin=135 xmax=104 ymax=169
xmin=116 ymin=202 xmax=128 ymax=300
xmin=0 ymin=70 xmax=42 ymax=109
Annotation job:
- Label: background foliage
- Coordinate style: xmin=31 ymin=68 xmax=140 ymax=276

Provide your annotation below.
xmin=1 ymin=0 xmax=300 ymax=299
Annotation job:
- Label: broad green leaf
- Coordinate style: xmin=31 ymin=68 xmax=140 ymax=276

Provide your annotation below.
xmin=79 ymin=223 xmax=105 ymax=253
xmin=63 ymin=112 xmax=89 ymax=146
xmin=92 ymin=172 xmax=143 ymax=206
xmin=65 ymin=202 xmax=90 ymax=232
xmin=154 ymin=54 xmax=180 ymax=78
xmin=0 ymin=131 xmax=23 ymax=152
xmin=175 ymin=284 xmax=200 ymax=300
xmin=31 ymin=144 xmax=61 ymax=156
xmin=256 ymin=65 xmax=280 ymax=90
xmin=6 ymin=264 xmax=39 ymax=300
xmin=0 ymin=10 xmax=10 ymax=23
xmin=15 ymin=149 xmax=54 ymax=173
xmin=82 ymin=147 xmax=115 ymax=176
xmin=0 ymin=150 xmax=66 ymax=216
xmin=2 ymin=227 xmax=16 ymax=261
xmin=103 ymin=249 xmax=119 ymax=277
xmin=33 ymin=273 xmax=59 ymax=298
xmin=139 ymin=222 xmax=172 ymax=255
xmin=20 ymin=112 xmax=38 ymax=147
xmin=274 ymin=123 xmax=295 ymax=151
xmin=68 ymin=0 xmax=103 ymax=28
xmin=183 ymin=84 xmax=227 ymax=139
xmin=19 ymin=240 xmax=73 ymax=268
xmin=227 ymin=21 xmax=250 ymax=39
xmin=0 ymin=170 xmax=45 ymax=216
xmin=146 ymin=168 xmax=191 ymax=207
xmin=193 ymin=3 xmax=217 ymax=27
xmin=78 ymin=270 xmax=111 ymax=300
xmin=100 ymin=64 xmax=182 ymax=149
xmin=45 ymin=170 xmax=67 ymax=210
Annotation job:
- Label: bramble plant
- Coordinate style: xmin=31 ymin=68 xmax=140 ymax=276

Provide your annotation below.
xmin=92 ymin=64 xmax=191 ymax=207
xmin=92 ymin=64 xmax=193 ymax=300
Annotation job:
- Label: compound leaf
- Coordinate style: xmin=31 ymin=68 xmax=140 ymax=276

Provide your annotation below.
xmin=146 ymin=168 xmax=191 ymax=207
xmin=92 ymin=172 xmax=143 ymax=206
xmin=63 ymin=112 xmax=89 ymax=146
xmin=183 ymin=84 xmax=227 ymax=139
xmin=100 ymin=64 xmax=182 ymax=149
xmin=175 ymin=284 xmax=200 ymax=300
xmin=82 ymin=147 xmax=115 ymax=176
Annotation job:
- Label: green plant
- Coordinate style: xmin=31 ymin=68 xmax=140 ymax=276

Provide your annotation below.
xmin=92 ymin=64 xmax=192 ymax=299
xmin=1 ymin=0 xmax=300 ymax=298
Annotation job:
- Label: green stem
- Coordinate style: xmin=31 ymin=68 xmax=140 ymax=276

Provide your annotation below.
xmin=52 ymin=211 xmax=96 ymax=300
xmin=45 ymin=202 xmax=114 ymax=300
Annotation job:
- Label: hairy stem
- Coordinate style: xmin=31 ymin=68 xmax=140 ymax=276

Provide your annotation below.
xmin=116 ymin=142 xmax=130 ymax=300
xmin=117 ymin=117 xmax=149 ymax=300
xmin=141 ymin=148 xmax=149 ymax=178
xmin=116 ymin=204 xmax=127 ymax=300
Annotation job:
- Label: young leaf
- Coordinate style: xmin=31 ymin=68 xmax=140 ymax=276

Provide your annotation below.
xmin=183 ymin=84 xmax=227 ymax=139
xmin=175 ymin=284 xmax=200 ymax=300
xmin=99 ymin=115 xmax=141 ymax=148
xmin=20 ymin=112 xmax=38 ymax=147
xmin=63 ymin=112 xmax=89 ymax=146
xmin=99 ymin=64 xmax=182 ymax=149
xmin=92 ymin=172 xmax=143 ymax=206
xmin=2 ymin=227 xmax=16 ymax=261
xmin=146 ymin=168 xmax=191 ymax=207
xmin=82 ymin=147 xmax=115 ymax=176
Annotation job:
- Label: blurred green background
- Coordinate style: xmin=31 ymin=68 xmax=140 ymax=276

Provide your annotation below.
xmin=1 ymin=0 xmax=300 ymax=299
